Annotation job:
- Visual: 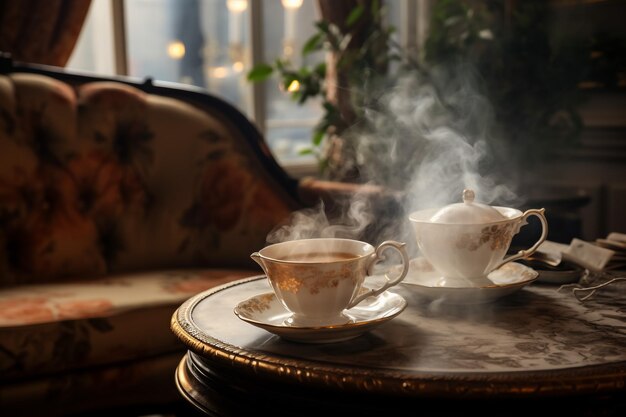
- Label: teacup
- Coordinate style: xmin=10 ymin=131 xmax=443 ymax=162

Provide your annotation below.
xmin=250 ymin=238 xmax=409 ymax=326
xmin=408 ymin=189 xmax=548 ymax=287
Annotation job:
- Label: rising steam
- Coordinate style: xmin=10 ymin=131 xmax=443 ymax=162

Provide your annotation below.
xmin=266 ymin=195 xmax=374 ymax=244
xmin=266 ymin=63 xmax=522 ymax=250
xmin=356 ymin=63 xmax=521 ymax=212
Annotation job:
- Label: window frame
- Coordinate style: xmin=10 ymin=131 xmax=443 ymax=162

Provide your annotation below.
xmin=101 ymin=0 xmax=428 ymax=175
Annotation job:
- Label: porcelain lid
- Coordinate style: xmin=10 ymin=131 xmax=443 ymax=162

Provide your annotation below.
xmin=429 ymin=189 xmax=506 ymax=224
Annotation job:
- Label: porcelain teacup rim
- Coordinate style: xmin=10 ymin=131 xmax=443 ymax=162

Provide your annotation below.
xmin=255 ymin=237 xmax=375 ymax=265
xmin=251 ymin=238 xmax=410 ymax=321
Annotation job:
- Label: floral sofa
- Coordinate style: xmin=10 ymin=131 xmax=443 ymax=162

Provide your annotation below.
xmin=0 ymin=58 xmax=383 ymax=416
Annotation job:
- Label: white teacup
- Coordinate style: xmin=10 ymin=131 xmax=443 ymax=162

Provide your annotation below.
xmin=408 ymin=189 xmax=548 ymax=287
xmin=251 ymin=238 xmax=410 ymax=326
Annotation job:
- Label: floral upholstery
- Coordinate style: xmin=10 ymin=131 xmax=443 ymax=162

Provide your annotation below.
xmin=0 ymin=268 xmax=254 ymax=379
xmin=0 ymin=73 xmax=297 ymax=286
xmin=0 ymin=67 xmax=301 ymax=415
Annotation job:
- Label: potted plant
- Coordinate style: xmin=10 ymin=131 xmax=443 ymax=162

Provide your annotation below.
xmin=249 ymin=0 xmax=597 ymax=190
xmin=248 ymin=0 xmax=415 ymax=184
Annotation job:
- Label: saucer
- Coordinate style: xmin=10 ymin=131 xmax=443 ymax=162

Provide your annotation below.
xmin=518 ymin=258 xmax=585 ymax=285
xmin=233 ymin=290 xmax=407 ymax=343
xmin=402 ymin=258 xmax=538 ymax=304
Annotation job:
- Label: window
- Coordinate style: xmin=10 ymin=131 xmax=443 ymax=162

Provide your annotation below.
xmin=68 ymin=0 xmax=424 ymax=172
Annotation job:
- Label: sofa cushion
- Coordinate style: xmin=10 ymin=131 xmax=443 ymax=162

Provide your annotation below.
xmin=0 ymin=63 xmax=305 ymax=417
xmin=0 ymin=73 xmax=297 ymax=287
xmin=0 ymin=268 xmax=256 ymax=381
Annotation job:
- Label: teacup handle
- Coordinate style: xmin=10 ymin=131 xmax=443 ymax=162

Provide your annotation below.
xmin=493 ymin=208 xmax=549 ymax=270
xmin=347 ymin=241 xmax=410 ymax=309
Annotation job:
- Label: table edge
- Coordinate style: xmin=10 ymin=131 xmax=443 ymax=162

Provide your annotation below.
xmin=170 ymin=275 xmax=626 ymax=398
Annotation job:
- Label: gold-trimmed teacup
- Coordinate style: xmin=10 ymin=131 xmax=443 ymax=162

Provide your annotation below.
xmin=408 ymin=189 xmax=548 ymax=288
xmin=251 ymin=238 xmax=409 ymax=326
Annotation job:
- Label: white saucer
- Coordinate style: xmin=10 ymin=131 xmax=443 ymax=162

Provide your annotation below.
xmin=402 ymin=258 xmax=538 ymax=304
xmin=233 ymin=290 xmax=407 ymax=343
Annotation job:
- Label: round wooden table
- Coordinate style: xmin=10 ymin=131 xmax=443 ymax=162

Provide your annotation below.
xmin=171 ymin=275 xmax=626 ymax=416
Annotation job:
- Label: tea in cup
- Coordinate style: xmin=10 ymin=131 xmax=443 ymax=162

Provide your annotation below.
xmin=251 ymin=238 xmax=409 ymax=326
xmin=408 ymin=189 xmax=548 ymax=287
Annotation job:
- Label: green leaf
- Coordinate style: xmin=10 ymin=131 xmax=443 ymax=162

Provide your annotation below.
xmin=297 ymin=90 xmax=308 ymax=104
xmin=315 ymin=20 xmax=330 ymax=37
xmin=298 ymin=148 xmax=314 ymax=156
xmin=275 ymin=58 xmax=286 ymax=71
xmin=312 ymin=129 xmax=325 ymax=146
xmin=247 ymin=64 xmax=274 ymax=81
xmin=346 ymin=4 xmax=364 ymax=27
xmin=322 ymin=101 xmax=337 ymax=113
xmin=298 ymin=66 xmax=311 ymax=77
xmin=313 ymin=62 xmax=326 ymax=77
xmin=302 ymin=33 xmax=324 ymax=56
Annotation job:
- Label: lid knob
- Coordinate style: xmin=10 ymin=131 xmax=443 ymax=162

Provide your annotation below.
xmin=427 ymin=188 xmax=506 ymax=224
xmin=462 ymin=189 xmax=475 ymax=204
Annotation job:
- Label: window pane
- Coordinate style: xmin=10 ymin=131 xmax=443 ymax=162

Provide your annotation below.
xmin=124 ymin=0 xmax=252 ymax=115
xmin=67 ymin=0 xmax=116 ymax=75
xmin=262 ymin=0 xmax=321 ymax=164
xmin=68 ymin=0 xmax=408 ymax=170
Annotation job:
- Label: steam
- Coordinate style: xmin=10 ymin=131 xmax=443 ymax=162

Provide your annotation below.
xmin=356 ymin=64 xmax=521 ymax=211
xmin=266 ymin=62 xmax=523 ymax=250
xmin=266 ymin=197 xmax=374 ymax=244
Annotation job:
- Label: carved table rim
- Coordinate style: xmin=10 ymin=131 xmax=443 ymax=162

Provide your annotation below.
xmin=171 ymin=275 xmax=626 ymax=399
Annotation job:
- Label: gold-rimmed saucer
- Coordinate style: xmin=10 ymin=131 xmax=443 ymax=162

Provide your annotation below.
xmin=233 ymin=289 xmax=407 ymax=343
xmin=402 ymin=258 xmax=538 ymax=304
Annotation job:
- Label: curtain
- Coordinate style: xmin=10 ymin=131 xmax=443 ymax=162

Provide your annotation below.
xmin=0 ymin=0 xmax=92 ymax=67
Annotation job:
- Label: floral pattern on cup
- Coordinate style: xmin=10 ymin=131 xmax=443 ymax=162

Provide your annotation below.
xmin=409 ymin=193 xmax=548 ymax=286
xmin=252 ymin=238 xmax=410 ymax=326
xmin=455 ymin=222 xmax=516 ymax=252
xmin=263 ymin=262 xmax=357 ymax=295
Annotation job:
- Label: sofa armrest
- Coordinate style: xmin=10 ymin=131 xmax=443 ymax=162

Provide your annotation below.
xmin=297 ymin=176 xmax=405 ymax=207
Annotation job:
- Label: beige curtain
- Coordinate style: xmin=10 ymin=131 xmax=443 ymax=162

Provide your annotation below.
xmin=0 ymin=0 xmax=92 ymax=66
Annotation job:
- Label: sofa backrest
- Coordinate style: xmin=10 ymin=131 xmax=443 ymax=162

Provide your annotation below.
xmin=0 ymin=63 xmax=300 ymax=286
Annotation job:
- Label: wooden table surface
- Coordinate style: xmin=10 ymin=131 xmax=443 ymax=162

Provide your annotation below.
xmin=171 ymin=274 xmax=626 ymax=416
